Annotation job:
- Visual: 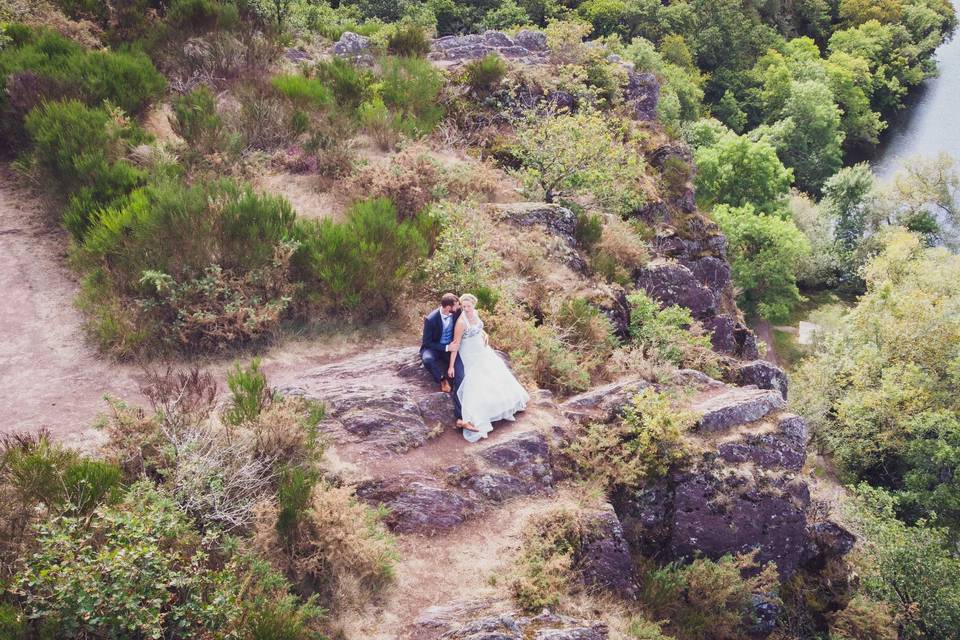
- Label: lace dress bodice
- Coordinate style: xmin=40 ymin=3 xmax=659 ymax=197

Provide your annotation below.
xmin=460 ymin=317 xmax=484 ymax=341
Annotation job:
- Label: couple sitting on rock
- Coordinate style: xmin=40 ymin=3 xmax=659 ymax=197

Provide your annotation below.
xmin=420 ymin=293 xmax=529 ymax=442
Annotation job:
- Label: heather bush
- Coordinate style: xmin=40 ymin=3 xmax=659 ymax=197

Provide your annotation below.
xmin=293 ymin=197 xmax=431 ymax=319
xmin=225 ymin=358 xmax=273 ymax=426
xmin=463 ymin=53 xmax=508 ymax=93
xmin=255 ymin=481 xmax=398 ymax=611
xmin=25 ymin=100 xmax=146 ymax=238
xmin=639 ymin=553 xmax=780 ymax=640
xmin=572 ymin=207 xmax=604 ymax=252
xmin=566 ymin=388 xmax=693 ymax=490
xmin=386 ymin=20 xmax=431 ymax=57
xmin=511 ymin=509 xmax=582 ymax=611
xmin=166 ymin=0 xmax=241 ymax=32
xmin=828 ymin=595 xmax=898 ymax=640
xmin=346 ymin=147 xmax=443 ymax=219
xmin=592 ymin=216 xmax=649 ymax=284
xmin=551 ymin=296 xmax=617 ymax=372
xmin=423 ymin=202 xmax=501 ymax=305
xmin=232 ymin=82 xmax=295 ymax=151
xmin=358 ymin=95 xmax=401 ymax=149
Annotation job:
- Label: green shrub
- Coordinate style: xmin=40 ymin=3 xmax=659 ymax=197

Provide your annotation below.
xmin=166 ymin=0 xmax=240 ymax=32
xmin=171 ymin=85 xmax=223 ymax=150
xmin=358 ymin=95 xmax=401 ymax=149
xmin=25 ymin=100 xmax=146 ymax=238
xmin=566 ymin=388 xmax=693 ymax=490
xmin=276 ymin=465 xmax=318 ymax=541
xmin=573 ymin=207 xmax=603 ymax=252
xmin=293 ymin=197 xmax=430 ymax=319
xmin=463 ymin=52 xmax=508 ymax=93
xmin=15 ymin=483 xmax=240 ymax=638
xmin=313 ymin=57 xmax=374 ymax=108
xmin=552 ymin=296 xmax=617 ymax=370
xmin=511 ymin=509 xmax=582 ymax=611
xmin=627 ymin=291 xmax=710 ymax=367
xmin=0 ymin=603 xmax=27 ymax=640
xmin=640 ymin=553 xmax=780 ymax=640
xmin=271 ymin=74 xmax=333 ymax=108
xmin=256 ymin=481 xmax=397 ymax=611
xmin=378 ymin=55 xmax=444 ymax=137
xmin=225 ymin=358 xmax=272 ymax=426
xmin=386 ymin=20 xmax=431 ymax=57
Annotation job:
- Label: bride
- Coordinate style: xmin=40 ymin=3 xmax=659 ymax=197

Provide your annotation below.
xmin=446 ymin=293 xmax=529 ymax=443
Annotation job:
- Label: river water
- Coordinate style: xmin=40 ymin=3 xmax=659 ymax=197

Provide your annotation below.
xmin=872 ymin=1 xmax=960 ymax=178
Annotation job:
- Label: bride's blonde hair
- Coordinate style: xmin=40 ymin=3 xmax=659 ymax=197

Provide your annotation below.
xmin=459 ymin=293 xmax=478 ymax=306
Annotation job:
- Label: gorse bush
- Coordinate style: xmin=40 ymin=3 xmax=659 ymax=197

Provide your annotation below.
xmin=271 ymin=74 xmax=334 ymax=108
xmin=639 ymin=553 xmax=780 ymax=640
xmin=225 ymin=358 xmax=273 ymax=426
xmin=463 ymin=53 xmax=508 ymax=93
xmin=313 ymin=57 xmax=374 ymax=109
xmin=170 ymin=85 xmax=223 ymax=151
xmin=386 ymin=20 xmax=432 ymax=57
xmin=511 ymin=509 xmax=583 ymax=611
xmin=25 ymin=100 xmax=147 ymax=239
xmin=627 ymin=291 xmax=709 ymax=367
xmin=293 ymin=197 xmax=431 ymax=319
xmin=378 ymin=55 xmax=444 ymax=137
xmin=0 ymin=26 xmax=164 ymax=151
xmin=566 ymin=388 xmax=693 ymax=490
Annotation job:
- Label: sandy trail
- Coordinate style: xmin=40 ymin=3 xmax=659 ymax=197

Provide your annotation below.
xmin=0 ymin=169 xmax=147 ymax=448
xmin=0 ymin=166 xmax=408 ymax=448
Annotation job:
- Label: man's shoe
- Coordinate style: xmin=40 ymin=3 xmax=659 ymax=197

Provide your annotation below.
xmin=440 ymin=379 xmax=451 ymax=393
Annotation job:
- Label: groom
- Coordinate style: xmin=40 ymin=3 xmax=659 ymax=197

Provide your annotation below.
xmin=420 ymin=293 xmax=473 ymax=430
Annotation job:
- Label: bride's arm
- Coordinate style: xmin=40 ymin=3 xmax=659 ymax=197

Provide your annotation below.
xmin=447 ymin=318 xmax=466 ymax=379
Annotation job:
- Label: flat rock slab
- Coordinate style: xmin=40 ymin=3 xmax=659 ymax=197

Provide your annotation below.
xmin=692 ymin=387 xmax=786 ymax=433
xmin=279 ymin=347 xmax=452 ymax=454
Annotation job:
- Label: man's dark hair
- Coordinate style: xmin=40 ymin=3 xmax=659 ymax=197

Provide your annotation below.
xmin=440 ymin=293 xmax=458 ymax=308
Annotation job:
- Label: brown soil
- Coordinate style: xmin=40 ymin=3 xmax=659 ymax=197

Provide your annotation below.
xmin=0 ymin=168 xmax=146 ymax=450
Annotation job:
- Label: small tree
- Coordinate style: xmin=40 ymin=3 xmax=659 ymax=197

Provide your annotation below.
xmin=511 ymin=108 xmax=643 ymax=212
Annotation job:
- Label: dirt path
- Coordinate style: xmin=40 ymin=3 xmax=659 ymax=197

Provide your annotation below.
xmin=750 ymin=317 xmax=780 ymax=366
xmin=0 ymin=168 xmax=147 ymax=449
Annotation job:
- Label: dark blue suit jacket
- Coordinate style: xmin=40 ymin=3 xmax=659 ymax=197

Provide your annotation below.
xmin=420 ymin=308 xmax=460 ymax=354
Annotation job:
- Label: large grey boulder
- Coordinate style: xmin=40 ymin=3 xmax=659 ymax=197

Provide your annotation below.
xmin=559 ymin=378 xmax=650 ymax=424
xmin=718 ymin=414 xmax=808 ymax=471
xmin=732 ymin=360 xmax=789 ymax=400
xmin=692 ymin=387 xmax=786 ymax=433
xmin=332 ymin=31 xmax=372 ymax=63
xmin=636 ymin=259 xmax=717 ymax=320
xmin=624 ymin=71 xmax=660 ymax=121
xmin=417 ymin=604 xmax=607 ymax=640
xmin=578 ymin=506 xmax=638 ymax=599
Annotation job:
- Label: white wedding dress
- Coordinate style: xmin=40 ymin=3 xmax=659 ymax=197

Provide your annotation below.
xmin=456 ymin=315 xmax=529 ymax=443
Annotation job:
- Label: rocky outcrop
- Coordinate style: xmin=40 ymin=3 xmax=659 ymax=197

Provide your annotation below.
xmin=730 ymin=360 xmax=789 ymax=400
xmin=559 ymin=377 xmax=650 ymax=425
xmin=431 ymin=29 xmax=549 ymax=62
xmin=691 ymin=387 xmax=786 ymax=433
xmin=718 ymin=414 xmax=808 ymax=471
xmin=279 ymin=347 xmax=445 ymax=454
xmin=357 ymin=474 xmax=482 ymax=534
xmin=578 ymin=506 xmax=638 ymax=599
xmin=491 ymin=202 xmax=587 ymax=272
xmin=623 ymin=70 xmax=660 ymax=121
xmin=415 ymin=605 xmax=607 ymax=640
xmin=332 ymin=31 xmax=373 ymax=63
xmin=636 ymin=259 xmax=717 ymax=320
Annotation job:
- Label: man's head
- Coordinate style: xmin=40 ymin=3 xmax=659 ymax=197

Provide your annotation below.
xmin=440 ymin=292 xmax=458 ymax=313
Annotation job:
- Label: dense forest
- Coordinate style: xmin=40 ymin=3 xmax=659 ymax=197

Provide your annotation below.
xmin=1 ymin=0 xmax=959 ymax=639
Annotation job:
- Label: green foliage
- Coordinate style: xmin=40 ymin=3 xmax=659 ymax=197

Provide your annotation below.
xmin=510 ymin=509 xmax=582 ymax=611
xmin=566 ymin=388 xmax=693 ymax=490
xmin=713 ymin=203 xmax=811 ymax=322
xmin=271 ymin=73 xmax=334 ymax=108
xmin=423 ymin=202 xmax=501 ymax=304
xmin=463 ymin=53 xmax=508 ymax=93
xmin=225 ymin=358 xmax=272 ymax=426
xmin=627 ymin=291 xmax=709 ymax=367
xmin=293 ymin=197 xmax=430 ymax=319
xmin=794 ymin=231 xmax=960 ymax=531
xmin=166 ymin=0 xmax=241 ymax=32
xmin=2 ymin=435 xmax=122 ymax=516
xmin=844 ymin=485 xmax=960 ymax=639
xmin=573 ymin=207 xmax=604 ymax=253
xmin=377 ymin=55 xmax=444 ymax=137
xmin=25 ymin=100 xmax=146 ymax=239
xmin=639 ymin=553 xmax=781 ymax=640
xmin=386 ymin=20 xmax=432 ymax=57
xmin=15 ymin=483 xmax=239 ymax=638
xmin=0 ymin=604 xmax=27 ymax=640
xmin=171 ymin=85 xmax=223 ymax=151
xmin=313 ymin=57 xmax=374 ymax=108
xmin=510 ymin=108 xmax=644 ymax=213
xmin=276 ymin=465 xmax=318 ymax=542
xmin=693 ymin=133 xmax=793 ymax=213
